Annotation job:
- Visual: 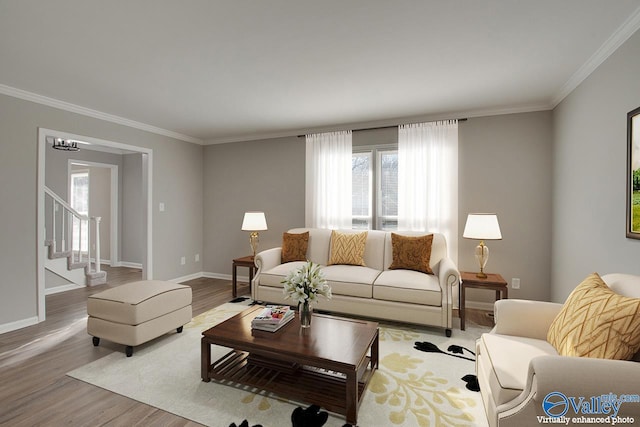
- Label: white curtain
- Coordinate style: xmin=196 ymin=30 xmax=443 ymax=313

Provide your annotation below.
xmin=398 ymin=121 xmax=458 ymax=264
xmin=305 ymin=131 xmax=353 ymax=229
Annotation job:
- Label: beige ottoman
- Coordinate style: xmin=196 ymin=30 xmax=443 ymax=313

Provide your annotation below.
xmin=87 ymin=280 xmax=192 ymax=357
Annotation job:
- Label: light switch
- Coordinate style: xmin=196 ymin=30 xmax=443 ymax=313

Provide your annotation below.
xmin=159 ymin=202 xmax=165 ymax=212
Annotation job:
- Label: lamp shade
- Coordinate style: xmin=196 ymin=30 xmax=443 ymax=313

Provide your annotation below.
xmin=241 ymin=212 xmax=268 ymax=231
xmin=463 ymin=213 xmax=502 ymax=240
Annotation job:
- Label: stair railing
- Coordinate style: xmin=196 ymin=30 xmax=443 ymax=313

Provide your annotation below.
xmin=44 ymin=186 xmax=102 ymax=274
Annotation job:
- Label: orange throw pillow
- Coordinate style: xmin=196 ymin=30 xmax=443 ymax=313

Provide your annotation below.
xmin=281 ymin=232 xmax=309 ymax=263
xmin=388 ymin=233 xmax=434 ymax=275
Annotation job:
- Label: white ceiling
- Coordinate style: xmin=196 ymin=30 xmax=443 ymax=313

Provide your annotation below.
xmin=2 ymin=0 xmax=640 ymax=144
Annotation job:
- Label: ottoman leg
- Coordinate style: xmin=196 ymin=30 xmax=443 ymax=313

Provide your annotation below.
xmin=177 ymin=326 xmax=184 ymax=333
xmin=125 ymin=346 xmax=133 ymax=357
xmin=92 ymin=336 xmax=100 ymax=346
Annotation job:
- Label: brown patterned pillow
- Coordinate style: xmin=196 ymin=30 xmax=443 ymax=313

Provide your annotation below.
xmin=328 ymin=231 xmax=367 ymax=266
xmin=388 ymin=233 xmax=434 ymax=275
xmin=281 ymin=232 xmax=309 ymax=263
xmin=547 ymin=272 xmax=640 ymax=360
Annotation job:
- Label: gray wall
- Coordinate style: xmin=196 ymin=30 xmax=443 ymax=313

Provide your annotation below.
xmin=551 ymin=29 xmax=640 ymax=302
xmin=202 ymin=112 xmax=554 ymax=306
xmin=0 ymin=92 xmax=204 ymax=328
xmin=203 ymin=136 xmax=306 ymax=274
xmin=122 ymin=153 xmax=143 ymax=264
xmin=459 ymin=112 xmax=553 ymax=304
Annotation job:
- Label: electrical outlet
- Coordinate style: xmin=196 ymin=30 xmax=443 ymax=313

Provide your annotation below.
xmin=195 ymin=253 xmax=200 ymax=262
xmin=180 ymin=256 xmax=186 ymax=265
xmin=511 ymin=278 xmax=521 ymax=289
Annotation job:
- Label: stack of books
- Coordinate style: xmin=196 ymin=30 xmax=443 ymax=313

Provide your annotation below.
xmin=251 ymin=305 xmax=294 ymax=332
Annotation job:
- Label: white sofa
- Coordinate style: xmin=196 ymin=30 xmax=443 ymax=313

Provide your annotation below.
xmin=252 ymin=228 xmax=460 ymax=336
xmin=476 ymin=273 xmax=640 ymax=427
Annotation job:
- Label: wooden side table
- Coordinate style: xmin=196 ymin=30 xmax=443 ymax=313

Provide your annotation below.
xmin=460 ymin=271 xmax=508 ymax=330
xmin=232 ymin=255 xmax=256 ymax=298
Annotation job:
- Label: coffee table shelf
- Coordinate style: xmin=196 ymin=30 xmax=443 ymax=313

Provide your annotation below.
xmin=201 ymin=306 xmax=379 ymax=425
xmin=207 ymin=349 xmax=375 ymax=417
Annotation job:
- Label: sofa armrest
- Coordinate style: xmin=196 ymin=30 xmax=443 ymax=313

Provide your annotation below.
xmin=499 ymin=356 xmax=640 ymax=426
xmin=493 ymin=299 xmax=562 ymax=340
xmin=252 ymin=247 xmax=282 ymax=300
xmin=438 ymin=257 xmax=460 ymax=306
xmin=254 ymin=247 xmax=282 ymax=276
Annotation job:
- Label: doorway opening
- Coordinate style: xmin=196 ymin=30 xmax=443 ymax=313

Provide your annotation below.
xmin=37 ymin=128 xmax=153 ymax=322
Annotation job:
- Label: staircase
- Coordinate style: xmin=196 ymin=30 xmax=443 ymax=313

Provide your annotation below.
xmin=44 ymin=186 xmax=107 ymax=286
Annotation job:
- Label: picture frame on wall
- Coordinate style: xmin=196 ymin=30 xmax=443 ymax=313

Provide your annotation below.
xmin=627 ymin=106 xmax=640 ymax=239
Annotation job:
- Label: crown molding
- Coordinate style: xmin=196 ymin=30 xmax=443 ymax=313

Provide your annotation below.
xmin=551 ymin=6 xmax=640 ymax=107
xmin=204 ymin=102 xmax=553 ymax=145
xmin=0 ymin=84 xmax=203 ymax=145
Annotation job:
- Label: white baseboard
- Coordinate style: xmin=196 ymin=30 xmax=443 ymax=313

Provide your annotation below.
xmin=132 ymin=271 xmax=238 ymax=285
xmin=203 ymin=272 xmax=232 ymax=281
xmin=170 ymin=272 xmax=205 ymax=284
xmin=45 ymin=283 xmax=84 ymax=295
xmin=203 ymin=272 xmax=252 ymax=283
xmin=118 ymin=261 xmax=143 ymax=269
xmin=0 ymin=316 xmax=39 ymax=334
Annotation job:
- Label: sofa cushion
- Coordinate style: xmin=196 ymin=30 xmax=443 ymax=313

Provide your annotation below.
xmin=388 ymin=233 xmax=434 ymax=274
xmin=328 ymin=230 xmax=367 ymax=266
xmin=479 ymin=333 xmax=558 ymax=405
xmin=373 ymin=270 xmax=441 ymax=306
xmin=281 ymin=231 xmax=309 ymax=263
xmin=322 ymin=264 xmax=379 ymax=298
xmin=258 ymin=262 xmax=378 ymax=299
xmin=258 ymin=261 xmax=308 ymax=287
xmin=547 ymin=272 xmax=640 ymax=360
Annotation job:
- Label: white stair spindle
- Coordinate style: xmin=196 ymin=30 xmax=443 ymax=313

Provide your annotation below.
xmin=87 ymin=218 xmax=91 ymax=269
xmin=67 ymin=211 xmax=72 ymax=255
xmin=78 ymin=218 xmax=82 ymax=263
xmin=52 ymin=200 xmax=57 ymax=252
xmin=94 ymin=217 xmax=101 ymax=273
xmin=61 ymin=206 xmax=66 ymax=252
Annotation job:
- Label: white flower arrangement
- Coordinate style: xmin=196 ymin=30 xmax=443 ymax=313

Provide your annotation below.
xmin=282 ymin=261 xmax=332 ymax=305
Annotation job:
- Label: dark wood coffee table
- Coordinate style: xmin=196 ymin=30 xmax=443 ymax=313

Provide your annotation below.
xmin=201 ymin=306 xmax=379 ymax=425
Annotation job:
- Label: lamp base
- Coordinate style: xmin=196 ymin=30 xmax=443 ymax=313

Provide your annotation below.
xmin=249 ymin=232 xmax=259 ymax=257
xmin=474 ymin=241 xmax=489 ymax=280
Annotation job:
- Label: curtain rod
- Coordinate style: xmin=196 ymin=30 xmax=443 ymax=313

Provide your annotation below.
xmin=297 ymin=118 xmax=467 ymax=137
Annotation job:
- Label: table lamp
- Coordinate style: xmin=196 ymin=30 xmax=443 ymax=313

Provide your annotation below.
xmin=241 ymin=212 xmax=268 ymax=257
xmin=463 ymin=213 xmax=502 ymax=278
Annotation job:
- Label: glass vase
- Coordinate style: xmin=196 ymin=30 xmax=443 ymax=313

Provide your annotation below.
xmin=300 ymin=301 xmax=312 ymax=328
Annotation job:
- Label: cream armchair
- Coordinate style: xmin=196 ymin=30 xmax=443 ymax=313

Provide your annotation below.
xmin=476 ymin=273 xmax=640 ymax=427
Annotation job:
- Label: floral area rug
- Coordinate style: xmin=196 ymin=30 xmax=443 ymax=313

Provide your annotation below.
xmin=68 ymin=302 xmax=490 ymax=426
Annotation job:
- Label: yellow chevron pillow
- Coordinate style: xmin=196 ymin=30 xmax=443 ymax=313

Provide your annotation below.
xmin=547 ymin=272 xmax=640 ymax=360
xmin=328 ymin=231 xmax=367 ymax=266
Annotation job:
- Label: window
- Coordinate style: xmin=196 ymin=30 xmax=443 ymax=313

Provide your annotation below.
xmin=70 ymin=170 xmax=89 ymax=252
xmin=352 ymin=146 xmax=398 ymax=230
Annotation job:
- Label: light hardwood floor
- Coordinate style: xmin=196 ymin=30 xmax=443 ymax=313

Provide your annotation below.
xmin=0 ymin=267 xmax=492 ymax=426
